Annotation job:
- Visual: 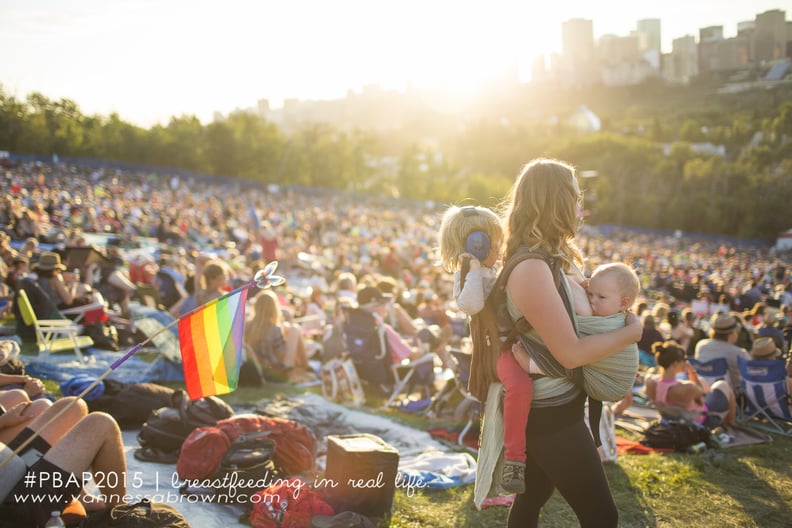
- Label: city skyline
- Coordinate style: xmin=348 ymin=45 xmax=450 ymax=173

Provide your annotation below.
xmin=2 ymin=0 xmax=790 ymax=128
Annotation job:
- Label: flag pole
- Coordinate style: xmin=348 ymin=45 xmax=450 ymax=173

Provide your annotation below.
xmin=0 ymin=264 xmax=285 ymax=470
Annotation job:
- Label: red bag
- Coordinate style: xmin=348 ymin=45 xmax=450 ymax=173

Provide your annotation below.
xmin=176 ymin=426 xmax=232 ymax=480
xmin=216 ymin=415 xmax=316 ymax=475
xmin=249 ymin=477 xmax=334 ymax=528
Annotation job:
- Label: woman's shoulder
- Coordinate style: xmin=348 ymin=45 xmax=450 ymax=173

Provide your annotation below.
xmin=508 ymin=256 xmax=553 ymax=277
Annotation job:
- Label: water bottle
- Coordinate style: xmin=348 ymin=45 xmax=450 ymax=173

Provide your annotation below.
xmin=43 ymin=510 xmax=65 ymax=527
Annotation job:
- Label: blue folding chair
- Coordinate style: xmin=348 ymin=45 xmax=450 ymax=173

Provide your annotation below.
xmin=689 ymin=357 xmax=729 ymax=388
xmin=737 ymin=356 xmax=792 ymax=436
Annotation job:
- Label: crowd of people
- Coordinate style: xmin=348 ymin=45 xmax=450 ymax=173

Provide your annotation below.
xmin=1 ymin=160 xmax=792 ymax=525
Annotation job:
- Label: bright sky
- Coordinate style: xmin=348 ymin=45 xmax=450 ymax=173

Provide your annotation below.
xmin=2 ymin=0 xmax=790 ymax=127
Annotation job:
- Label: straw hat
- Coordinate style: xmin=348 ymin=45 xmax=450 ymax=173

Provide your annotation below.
xmin=751 ymin=337 xmax=782 ymax=360
xmin=711 ymin=314 xmax=738 ymax=333
xmin=31 ymin=251 xmax=66 ymax=271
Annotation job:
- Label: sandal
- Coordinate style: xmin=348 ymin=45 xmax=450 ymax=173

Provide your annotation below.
xmin=133 ymin=447 xmax=179 ymax=464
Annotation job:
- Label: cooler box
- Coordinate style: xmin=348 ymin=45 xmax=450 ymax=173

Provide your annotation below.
xmin=324 ymin=434 xmax=399 ymax=521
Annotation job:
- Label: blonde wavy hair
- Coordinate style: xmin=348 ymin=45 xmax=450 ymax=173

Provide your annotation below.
xmin=244 ymin=290 xmax=282 ymax=350
xmin=438 ymin=205 xmax=504 ymax=272
xmin=501 ymin=158 xmax=584 ymax=271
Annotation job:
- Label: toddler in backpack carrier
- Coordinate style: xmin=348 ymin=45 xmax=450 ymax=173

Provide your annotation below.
xmin=438 ymin=204 xmax=532 ymax=493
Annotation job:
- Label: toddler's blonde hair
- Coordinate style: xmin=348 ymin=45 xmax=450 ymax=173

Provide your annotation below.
xmin=438 ymin=205 xmax=503 ymax=272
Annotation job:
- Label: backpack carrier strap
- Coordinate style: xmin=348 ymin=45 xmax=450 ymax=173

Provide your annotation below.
xmin=496 ymin=246 xmax=602 ymax=447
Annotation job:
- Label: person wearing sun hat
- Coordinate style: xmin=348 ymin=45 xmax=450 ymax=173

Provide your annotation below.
xmin=30 ymin=251 xmax=66 ymax=273
xmin=29 ymin=251 xmax=85 ymax=311
xmin=750 ymin=336 xmax=783 ymax=360
xmin=694 ymin=313 xmax=751 ymax=391
xmin=756 ymin=307 xmax=787 ymax=353
xmin=750 ymin=336 xmax=792 ymax=401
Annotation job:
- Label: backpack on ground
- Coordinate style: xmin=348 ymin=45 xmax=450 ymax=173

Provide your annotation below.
xmin=137 ymin=407 xmax=191 ymax=454
xmin=80 ymin=498 xmax=190 ymax=527
xmin=137 ymin=391 xmax=235 ymax=454
xmin=176 ymin=426 xmax=232 ymax=480
xmin=212 ymin=431 xmax=279 ymax=501
xmin=87 ymin=379 xmax=175 ymax=429
xmin=84 ymin=321 xmax=120 ymax=351
xmin=217 ymin=414 xmax=316 ymax=476
xmin=177 ymin=391 xmax=235 ymax=429
xmin=249 ymin=478 xmax=334 ymax=528
xmin=640 ymin=420 xmax=712 ymax=452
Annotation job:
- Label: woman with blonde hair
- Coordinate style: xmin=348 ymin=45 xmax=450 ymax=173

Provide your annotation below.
xmin=244 ymin=290 xmax=311 ymax=382
xmin=495 ymin=159 xmax=642 ymax=527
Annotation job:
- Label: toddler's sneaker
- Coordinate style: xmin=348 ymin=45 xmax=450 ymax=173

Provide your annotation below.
xmin=501 ymin=459 xmax=526 ymax=493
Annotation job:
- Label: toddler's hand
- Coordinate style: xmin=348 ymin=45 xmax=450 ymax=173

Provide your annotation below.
xmin=459 ymin=253 xmax=480 ymax=270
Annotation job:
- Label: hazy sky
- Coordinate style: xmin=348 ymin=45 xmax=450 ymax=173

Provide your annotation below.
xmin=3 ymin=0 xmax=790 ymax=127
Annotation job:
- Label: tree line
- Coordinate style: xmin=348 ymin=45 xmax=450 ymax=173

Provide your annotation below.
xmin=1 ymin=82 xmax=791 ymax=240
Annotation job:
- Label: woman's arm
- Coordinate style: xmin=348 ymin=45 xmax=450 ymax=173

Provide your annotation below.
xmin=50 ymin=276 xmax=76 ymax=306
xmin=508 ymin=259 xmax=641 ymax=369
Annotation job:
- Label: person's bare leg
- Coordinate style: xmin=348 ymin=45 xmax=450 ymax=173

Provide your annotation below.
xmin=0 ymin=388 xmax=30 ymax=410
xmin=43 ymin=412 xmax=126 ymax=507
xmin=26 ymin=396 xmax=88 ymax=447
xmin=712 ymin=380 xmax=736 ymax=426
xmin=0 ymin=398 xmax=51 ymax=443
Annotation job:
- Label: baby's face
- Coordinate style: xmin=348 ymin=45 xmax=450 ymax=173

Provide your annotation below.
xmin=587 ymin=274 xmax=628 ymax=316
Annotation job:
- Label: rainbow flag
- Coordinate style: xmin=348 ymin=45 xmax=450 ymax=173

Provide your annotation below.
xmin=178 ymin=288 xmax=249 ymax=400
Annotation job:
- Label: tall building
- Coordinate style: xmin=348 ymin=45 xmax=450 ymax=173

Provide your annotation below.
xmin=636 ymin=19 xmax=662 ymax=53
xmin=699 ymin=26 xmax=724 ymax=75
xmin=753 ymin=9 xmax=787 ymax=62
xmin=664 ymin=35 xmax=698 ymax=84
xmin=737 ymin=20 xmax=756 ymax=61
xmin=561 ymin=18 xmax=598 ymax=86
xmin=636 ymin=18 xmax=662 ymax=71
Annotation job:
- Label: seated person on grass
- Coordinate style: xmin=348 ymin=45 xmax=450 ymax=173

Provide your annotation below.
xmin=0 ymin=396 xmax=127 ymax=525
xmin=645 ymin=340 xmax=736 ymax=428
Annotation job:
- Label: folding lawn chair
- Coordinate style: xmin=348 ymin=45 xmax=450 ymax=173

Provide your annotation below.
xmin=689 ymin=357 xmax=728 ymax=388
xmin=16 ymin=289 xmax=93 ymax=361
xmin=342 ymin=305 xmax=435 ymax=409
xmin=737 ymin=356 xmax=792 ymax=436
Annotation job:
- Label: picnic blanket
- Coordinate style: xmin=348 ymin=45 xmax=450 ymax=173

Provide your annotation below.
xmin=24 ymin=349 xmax=165 ymax=384
xmin=615 ymin=405 xmax=774 ymax=449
